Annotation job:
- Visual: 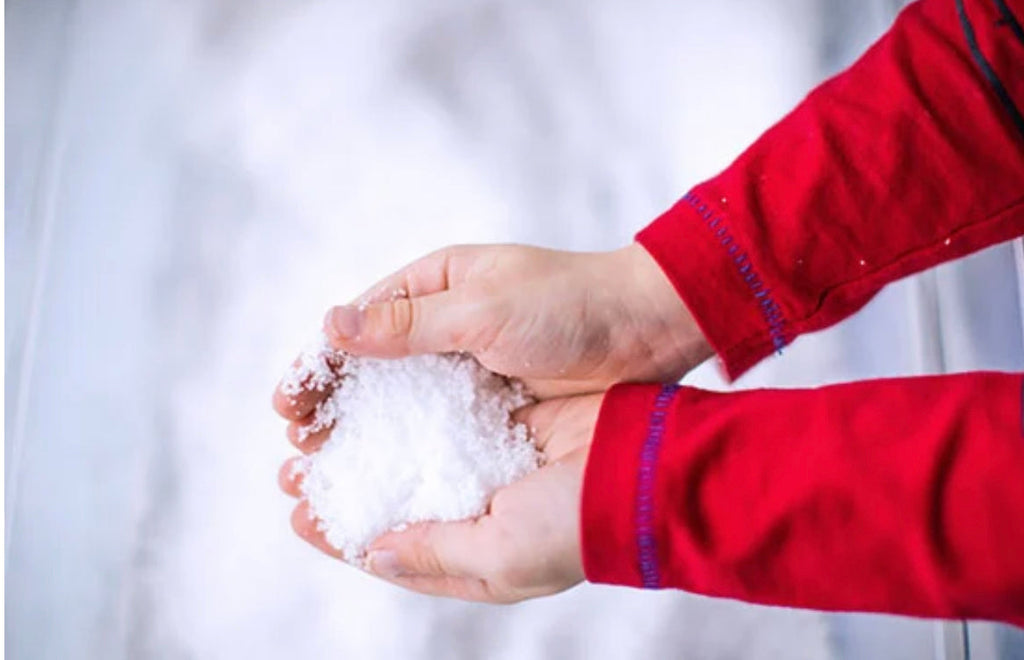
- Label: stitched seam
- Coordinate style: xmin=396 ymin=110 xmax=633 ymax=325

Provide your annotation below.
xmin=636 ymin=384 xmax=680 ymax=589
xmin=699 ymin=195 xmax=1024 ymax=363
xmin=683 ymin=191 xmax=789 ymax=354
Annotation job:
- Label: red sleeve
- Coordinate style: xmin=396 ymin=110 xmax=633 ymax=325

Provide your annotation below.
xmin=582 ymin=374 xmax=1024 ymax=626
xmin=638 ymin=0 xmax=1024 ymax=380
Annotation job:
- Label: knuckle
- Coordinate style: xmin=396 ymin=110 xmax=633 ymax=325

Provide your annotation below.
xmin=420 ymin=527 xmax=452 ymax=575
xmin=384 ymin=298 xmax=415 ymax=338
xmin=418 ymin=548 xmax=446 ymax=576
xmin=406 ymin=298 xmax=423 ymax=343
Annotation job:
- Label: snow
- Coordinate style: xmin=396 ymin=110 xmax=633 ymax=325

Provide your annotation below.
xmin=294 ymin=351 xmax=538 ymax=561
xmin=10 ymin=0 xmax=1022 ymax=659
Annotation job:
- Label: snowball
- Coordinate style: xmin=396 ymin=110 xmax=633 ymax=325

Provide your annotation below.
xmin=283 ymin=341 xmax=540 ymax=563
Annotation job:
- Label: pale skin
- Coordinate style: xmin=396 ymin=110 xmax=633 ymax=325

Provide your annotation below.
xmin=272 ymin=243 xmax=713 ymax=603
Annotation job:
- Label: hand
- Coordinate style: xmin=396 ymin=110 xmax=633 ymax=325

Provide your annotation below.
xmin=273 ymin=243 xmax=710 ymax=423
xmin=278 ymin=394 xmax=601 ymax=603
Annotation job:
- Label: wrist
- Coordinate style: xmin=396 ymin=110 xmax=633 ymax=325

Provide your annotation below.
xmin=608 ymin=243 xmax=714 ymax=381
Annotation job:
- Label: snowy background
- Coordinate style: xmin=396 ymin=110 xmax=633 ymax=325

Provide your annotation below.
xmin=6 ymin=0 xmax=1024 ymax=658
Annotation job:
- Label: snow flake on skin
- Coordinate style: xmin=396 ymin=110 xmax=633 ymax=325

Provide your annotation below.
xmin=356 ymin=285 xmax=409 ymax=310
xmin=289 ymin=456 xmax=311 ymax=480
xmin=297 ymin=398 xmax=340 ymax=442
xmin=280 ymin=333 xmax=344 ymax=397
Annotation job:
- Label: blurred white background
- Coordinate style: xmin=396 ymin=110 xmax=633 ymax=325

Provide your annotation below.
xmin=6 ymin=0 xmax=1024 ymax=658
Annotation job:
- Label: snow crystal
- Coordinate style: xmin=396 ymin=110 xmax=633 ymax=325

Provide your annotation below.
xmin=292 ymin=340 xmax=539 ymax=562
xmin=279 ymin=334 xmax=342 ymax=397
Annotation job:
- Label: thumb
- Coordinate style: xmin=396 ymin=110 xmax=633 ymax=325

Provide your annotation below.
xmin=365 ymin=520 xmax=494 ymax=579
xmin=323 ymin=291 xmax=473 ymax=358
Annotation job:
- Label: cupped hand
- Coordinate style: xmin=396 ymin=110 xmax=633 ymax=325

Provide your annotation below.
xmin=279 ymin=393 xmax=601 ymax=603
xmin=278 ymin=243 xmax=708 ymax=413
xmin=270 ymin=243 xmax=708 ymax=599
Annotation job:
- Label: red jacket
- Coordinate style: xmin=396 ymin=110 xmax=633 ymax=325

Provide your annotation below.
xmin=581 ymin=0 xmax=1024 ymax=626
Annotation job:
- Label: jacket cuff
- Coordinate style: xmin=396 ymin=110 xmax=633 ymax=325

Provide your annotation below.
xmin=581 ymin=382 xmax=681 ymax=588
xmin=637 ymin=187 xmax=791 ymax=380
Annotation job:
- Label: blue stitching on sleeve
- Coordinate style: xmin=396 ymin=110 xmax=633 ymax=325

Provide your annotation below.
xmin=681 ymin=190 xmax=790 ymax=355
xmin=636 ymin=383 xmax=680 ymax=589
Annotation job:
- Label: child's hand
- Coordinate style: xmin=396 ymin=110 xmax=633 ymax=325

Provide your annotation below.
xmin=279 ymin=393 xmax=601 ymax=603
xmin=273 ymin=243 xmax=709 ymax=423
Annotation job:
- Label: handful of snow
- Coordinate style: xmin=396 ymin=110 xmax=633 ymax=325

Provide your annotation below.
xmin=282 ymin=337 xmax=540 ymax=562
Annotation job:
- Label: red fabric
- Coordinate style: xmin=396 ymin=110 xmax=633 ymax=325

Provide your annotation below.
xmin=583 ymin=376 xmax=1024 ymax=626
xmin=582 ymin=0 xmax=1024 ymax=625
xmin=637 ymin=0 xmax=1024 ymax=379
xmin=584 ymin=385 xmax=664 ymax=585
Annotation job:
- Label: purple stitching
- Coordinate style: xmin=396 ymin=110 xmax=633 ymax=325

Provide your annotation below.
xmin=636 ymin=383 xmax=680 ymax=589
xmin=682 ymin=190 xmax=789 ymax=354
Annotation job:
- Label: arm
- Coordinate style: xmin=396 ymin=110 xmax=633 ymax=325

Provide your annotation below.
xmin=582 ymin=0 xmax=1024 ymax=623
xmin=276 ymin=0 xmax=1024 ymax=618
xmin=583 ymin=373 xmax=1024 ymax=625
xmin=641 ymin=0 xmax=1024 ymax=379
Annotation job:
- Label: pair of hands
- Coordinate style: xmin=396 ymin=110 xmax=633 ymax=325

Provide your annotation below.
xmin=273 ymin=243 xmax=712 ymax=603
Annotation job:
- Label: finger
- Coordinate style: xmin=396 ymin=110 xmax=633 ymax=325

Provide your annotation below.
xmin=290 ymin=501 xmax=344 ymax=560
xmin=278 ymin=457 xmax=308 ymax=497
xmin=513 ymin=400 xmax=570 ymax=452
xmin=353 ymin=245 xmax=477 ymax=307
xmin=323 ymin=291 xmax=487 ymax=358
xmin=513 ymin=396 xmax=598 ymax=461
xmin=286 ymin=415 xmax=333 ymax=454
xmin=365 ymin=518 xmax=495 ymax=580
xmin=273 ymin=352 xmax=342 ymax=421
xmin=273 ymin=380 xmax=327 ymax=422
xmin=518 ymin=376 xmax=607 ymax=400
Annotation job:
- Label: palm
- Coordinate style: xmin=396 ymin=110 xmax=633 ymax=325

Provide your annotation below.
xmin=279 ymin=394 xmax=601 ymax=604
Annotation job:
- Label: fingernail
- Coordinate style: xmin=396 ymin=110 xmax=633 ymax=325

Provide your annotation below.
xmin=366 ymin=550 xmax=403 ymax=578
xmin=327 ymin=305 xmax=362 ymax=341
